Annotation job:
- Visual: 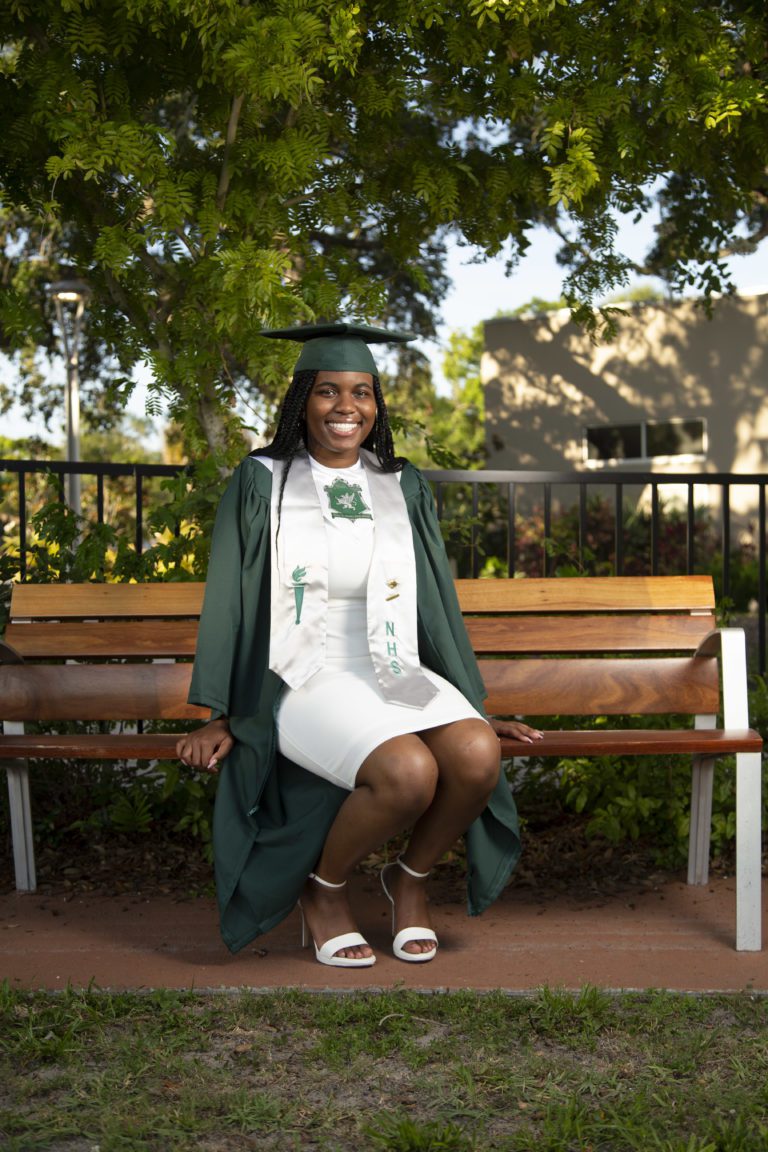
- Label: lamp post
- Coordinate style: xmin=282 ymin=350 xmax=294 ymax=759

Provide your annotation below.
xmin=47 ymin=279 xmax=90 ymax=515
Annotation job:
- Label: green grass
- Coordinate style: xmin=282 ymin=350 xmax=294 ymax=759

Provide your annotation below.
xmin=2 ymin=984 xmax=768 ymax=1150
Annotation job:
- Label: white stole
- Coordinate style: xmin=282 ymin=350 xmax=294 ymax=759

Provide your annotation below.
xmin=268 ymin=450 xmax=438 ymax=709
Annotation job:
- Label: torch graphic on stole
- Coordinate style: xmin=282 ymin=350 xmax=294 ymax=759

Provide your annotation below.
xmin=291 ymin=566 xmax=308 ymax=624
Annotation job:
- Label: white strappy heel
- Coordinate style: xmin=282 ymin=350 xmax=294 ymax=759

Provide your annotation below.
xmin=299 ymin=872 xmax=376 ymax=968
xmin=380 ymin=856 xmax=438 ymax=963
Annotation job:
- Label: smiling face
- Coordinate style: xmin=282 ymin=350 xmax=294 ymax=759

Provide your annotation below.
xmin=303 ymin=370 xmax=377 ymax=467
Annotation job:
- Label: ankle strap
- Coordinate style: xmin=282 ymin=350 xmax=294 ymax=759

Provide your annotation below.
xmin=397 ymin=855 xmax=430 ymax=880
xmin=309 ymin=871 xmax=347 ymax=890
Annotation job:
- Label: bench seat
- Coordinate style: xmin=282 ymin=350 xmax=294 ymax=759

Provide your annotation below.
xmin=499 ymin=728 xmax=763 ymax=758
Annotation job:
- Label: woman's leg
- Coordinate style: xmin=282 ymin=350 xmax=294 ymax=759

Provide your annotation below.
xmin=302 ymin=717 xmax=501 ymax=960
xmin=383 ymin=718 xmax=501 ymax=956
xmin=299 ymin=732 xmax=439 ymax=959
xmin=407 ymin=718 xmax=501 ymax=868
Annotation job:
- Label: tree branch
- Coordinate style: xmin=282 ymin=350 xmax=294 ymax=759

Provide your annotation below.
xmin=553 ymin=222 xmax=649 ymax=280
xmin=173 ymin=226 xmax=202 ymax=259
xmin=719 ymin=218 xmax=768 ymax=261
xmin=101 ymin=267 xmax=164 ymax=353
xmin=135 ymin=245 xmax=169 ymax=284
xmin=216 ymin=93 xmax=246 ymax=213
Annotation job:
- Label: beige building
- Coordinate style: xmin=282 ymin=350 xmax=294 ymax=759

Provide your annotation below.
xmin=482 ymin=291 xmax=768 ymax=514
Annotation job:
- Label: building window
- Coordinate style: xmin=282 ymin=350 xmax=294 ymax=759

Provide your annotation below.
xmin=585 ymin=418 xmax=707 ymax=464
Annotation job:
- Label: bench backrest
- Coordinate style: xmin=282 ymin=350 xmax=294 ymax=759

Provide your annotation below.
xmin=0 ymin=663 xmax=205 ymax=721
xmin=1 ymin=576 xmax=720 ymax=722
xmin=4 ymin=582 xmax=203 ymax=658
xmin=456 ymin=575 xmax=719 ymax=717
xmin=2 ymin=583 xmax=206 ymax=722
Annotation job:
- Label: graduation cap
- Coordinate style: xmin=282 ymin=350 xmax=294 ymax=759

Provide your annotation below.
xmin=259 ymin=322 xmax=415 ymax=375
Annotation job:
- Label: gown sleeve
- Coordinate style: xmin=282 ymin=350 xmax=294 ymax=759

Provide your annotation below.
xmin=188 ymin=459 xmax=272 ymax=716
xmin=402 ymin=463 xmax=488 ymax=709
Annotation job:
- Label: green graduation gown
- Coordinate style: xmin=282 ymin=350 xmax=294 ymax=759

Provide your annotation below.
xmin=189 ymin=454 xmax=521 ymax=953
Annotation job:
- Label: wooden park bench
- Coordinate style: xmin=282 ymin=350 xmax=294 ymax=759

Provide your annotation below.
xmin=0 ymin=575 xmax=763 ymax=950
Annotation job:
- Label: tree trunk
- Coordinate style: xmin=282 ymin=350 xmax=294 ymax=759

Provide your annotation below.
xmin=196 ymin=379 xmax=234 ymax=466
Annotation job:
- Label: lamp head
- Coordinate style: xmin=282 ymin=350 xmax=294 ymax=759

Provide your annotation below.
xmin=47 ymin=279 xmax=91 ymax=303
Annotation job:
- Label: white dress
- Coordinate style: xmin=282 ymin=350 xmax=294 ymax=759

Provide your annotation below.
xmin=257 ymin=456 xmax=486 ymax=790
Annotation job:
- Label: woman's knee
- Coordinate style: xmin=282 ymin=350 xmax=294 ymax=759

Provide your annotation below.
xmin=440 ymin=722 xmax=501 ymax=798
xmin=358 ymin=738 xmax=438 ymax=814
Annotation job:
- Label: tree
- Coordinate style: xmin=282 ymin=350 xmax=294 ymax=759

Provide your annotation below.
xmin=508 ymin=297 xmax=568 ymax=317
xmin=434 ymin=324 xmax=486 ymax=468
xmin=607 ymin=283 xmax=668 ymax=305
xmin=1 ymin=1 xmax=767 ymax=458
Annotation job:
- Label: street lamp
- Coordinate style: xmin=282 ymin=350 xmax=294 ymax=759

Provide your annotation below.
xmin=47 ymin=279 xmax=91 ymax=515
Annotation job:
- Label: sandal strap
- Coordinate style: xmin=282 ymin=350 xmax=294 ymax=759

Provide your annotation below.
xmin=392 ymin=925 xmax=438 ymax=962
xmin=397 ymin=856 xmax=431 ymax=880
xmin=309 ymin=871 xmax=347 ymax=890
xmin=393 ymin=926 xmax=438 ymax=948
xmin=316 ymin=931 xmax=370 ymax=960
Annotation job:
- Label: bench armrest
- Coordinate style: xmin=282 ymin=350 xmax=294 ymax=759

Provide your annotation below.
xmin=695 ymin=627 xmax=751 ymax=730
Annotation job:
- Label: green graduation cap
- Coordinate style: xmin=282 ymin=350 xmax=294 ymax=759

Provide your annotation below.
xmin=260 ymin=322 xmax=415 ymax=375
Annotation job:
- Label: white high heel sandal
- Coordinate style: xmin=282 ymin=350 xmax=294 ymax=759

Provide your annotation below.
xmin=299 ymin=872 xmax=376 ymax=968
xmin=380 ymin=856 xmax=438 ymax=963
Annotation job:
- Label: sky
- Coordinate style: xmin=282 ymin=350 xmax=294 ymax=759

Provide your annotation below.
xmin=427 ymin=221 xmax=768 ymax=387
xmin=4 ymin=213 xmax=768 ymax=444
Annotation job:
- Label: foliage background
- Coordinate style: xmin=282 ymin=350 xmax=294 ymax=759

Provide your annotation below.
xmin=3 ymin=0 xmax=768 ymax=459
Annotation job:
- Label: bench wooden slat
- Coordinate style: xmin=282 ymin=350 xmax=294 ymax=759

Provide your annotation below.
xmin=4 ymin=621 xmax=198 ymax=659
xmin=456 ymin=575 xmax=715 ymax=614
xmin=465 ymin=614 xmax=713 ymax=654
xmin=11 ymin=577 xmax=716 ymax=619
xmin=479 ymin=656 xmax=721 ymax=715
xmin=0 ymin=664 xmax=204 ymax=721
xmin=0 ymin=734 xmax=187 ymax=759
xmin=9 ymin=582 xmax=206 ymax=619
xmin=2 ymin=728 xmax=761 ymax=762
xmin=499 ymin=728 xmax=763 ymax=757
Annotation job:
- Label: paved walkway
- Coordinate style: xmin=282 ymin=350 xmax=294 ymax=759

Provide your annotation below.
xmin=1 ymin=874 xmax=766 ymax=993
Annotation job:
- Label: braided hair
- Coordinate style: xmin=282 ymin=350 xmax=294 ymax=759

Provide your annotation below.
xmin=252 ymin=369 xmax=404 ymax=520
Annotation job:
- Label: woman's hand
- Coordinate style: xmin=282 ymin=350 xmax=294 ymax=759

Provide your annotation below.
xmin=489 ymin=717 xmax=543 ymax=744
xmin=176 ymin=717 xmax=234 ymax=773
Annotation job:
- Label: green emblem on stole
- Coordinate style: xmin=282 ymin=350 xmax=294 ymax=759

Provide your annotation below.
xmin=324 ymin=477 xmax=373 ymax=521
xmin=291 ymin=565 xmax=307 ymax=624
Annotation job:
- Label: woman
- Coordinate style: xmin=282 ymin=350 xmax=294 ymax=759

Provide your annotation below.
xmin=177 ymin=322 xmax=541 ymax=968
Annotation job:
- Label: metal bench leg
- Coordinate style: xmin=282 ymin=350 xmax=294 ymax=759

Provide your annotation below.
xmin=736 ymin=749 xmax=762 ymax=952
xmin=688 ymin=754 xmax=715 ymax=886
xmin=689 ymin=713 xmax=717 ymax=886
xmin=6 ymin=758 xmax=37 ymax=892
xmin=714 ymin=631 xmax=762 ymax=952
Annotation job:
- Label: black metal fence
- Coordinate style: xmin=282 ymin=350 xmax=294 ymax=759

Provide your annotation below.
xmin=428 ymin=467 xmax=768 ymax=674
xmin=427 ymin=467 xmax=766 ymax=581
xmin=0 ymin=459 xmax=184 ymax=573
xmin=2 ymin=459 xmax=767 ymax=670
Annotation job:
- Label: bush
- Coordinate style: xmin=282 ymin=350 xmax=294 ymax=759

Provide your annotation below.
xmin=439 ymin=490 xmax=760 ymax=612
